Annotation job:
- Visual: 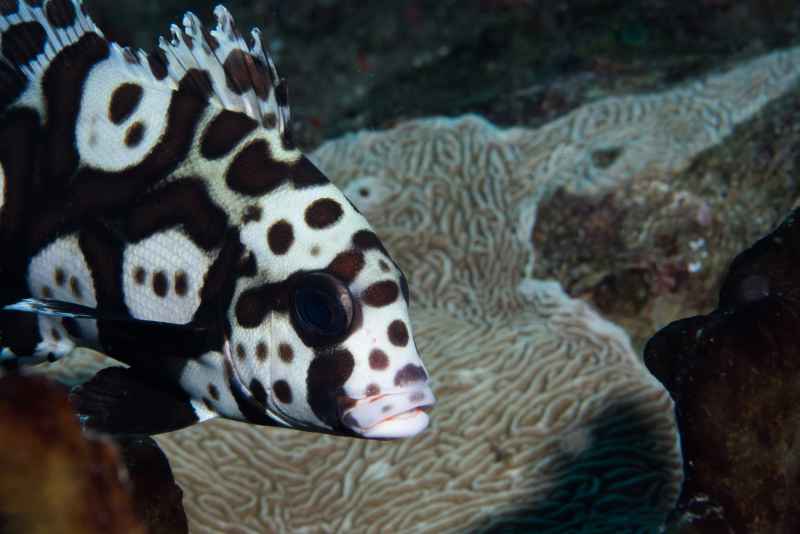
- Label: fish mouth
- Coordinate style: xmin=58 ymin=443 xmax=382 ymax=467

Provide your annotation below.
xmin=339 ymin=385 xmax=435 ymax=439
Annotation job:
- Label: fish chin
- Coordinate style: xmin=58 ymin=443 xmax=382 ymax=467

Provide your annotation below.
xmin=341 ymin=385 xmax=435 ymax=439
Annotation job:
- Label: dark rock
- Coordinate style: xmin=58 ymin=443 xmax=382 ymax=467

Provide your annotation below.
xmin=644 ymin=208 xmax=800 ymax=533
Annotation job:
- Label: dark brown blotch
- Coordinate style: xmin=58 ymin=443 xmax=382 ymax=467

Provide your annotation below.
xmin=50 ymin=327 xmax=61 ymax=342
xmin=365 ymin=383 xmax=380 ymax=397
xmin=152 ymin=271 xmax=168 ymax=297
xmin=45 ymin=0 xmax=77 ymax=29
xmin=0 ymin=0 xmax=18 ymax=17
xmin=1 ymin=21 xmax=46 ymax=66
xmin=208 ymin=383 xmax=220 ymax=401
xmin=369 ymin=349 xmax=389 ymax=371
xmin=255 ymin=342 xmax=267 ymax=362
xmin=133 ymin=266 xmax=146 ymax=285
xmin=388 ymin=320 xmax=409 ymax=347
xmin=273 ymin=379 xmax=292 ymax=404
xmin=362 ymin=280 xmax=399 ymax=307
xmin=267 ymin=219 xmax=294 ymax=255
xmin=223 ymin=49 xmax=255 ymax=95
xmin=174 ymin=270 xmax=188 ymax=296
xmin=69 ymin=276 xmax=82 ymax=300
xmin=108 ymin=83 xmax=144 ymax=125
xmin=41 ymin=285 xmax=52 ymax=298
xmin=290 ymin=156 xmax=329 ymax=189
xmin=394 ymin=364 xmax=428 ymax=387
xmin=147 ymin=49 xmax=168 ymax=80
xmin=327 ymin=250 xmax=364 ymax=284
xmin=278 ymin=343 xmax=293 ymax=363
xmin=200 ymin=110 xmax=257 ymax=160
xmin=305 ymin=198 xmax=343 ymax=229
xmin=54 ymin=267 xmax=65 ymax=287
xmin=242 ymin=205 xmax=262 ymax=224
xmin=225 ymin=139 xmax=291 ymax=196
xmin=124 ymin=121 xmax=145 ymax=147
xmin=236 ymin=343 xmax=246 ymax=361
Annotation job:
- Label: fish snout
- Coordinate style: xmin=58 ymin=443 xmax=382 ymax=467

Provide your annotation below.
xmin=339 ymin=385 xmax=435 ymax=439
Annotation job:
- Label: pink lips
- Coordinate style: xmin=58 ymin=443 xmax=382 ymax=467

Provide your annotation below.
xmin=341 ymin=385 xmax=435 ymax=439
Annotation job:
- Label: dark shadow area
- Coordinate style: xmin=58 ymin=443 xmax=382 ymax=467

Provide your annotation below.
xmin=477 ymin=400 xmax=677 ymax=533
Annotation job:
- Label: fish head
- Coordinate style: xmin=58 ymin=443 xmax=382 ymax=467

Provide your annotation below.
xmin=226 ymin=156 xmax=434 ymax=439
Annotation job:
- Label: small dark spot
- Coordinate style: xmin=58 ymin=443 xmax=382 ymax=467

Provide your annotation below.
xmin=208 ymin=383 xmax=220 ymax=401
xmin=124 ymin=121 xmax=145 ymax=147
xmin=363 ymin=280 xmax=399 ymax=307
xmin=41 ymin=285 xmax=52 ymax=298
xmin=388 ymin=320 xmax=409 ymax=347
xmin=174 ymin=271 xmax=188 ymax=296
xmin=359 ymin=188 xmax=369 ymax=197
xmin=409 ymin=391 xmax=425 ymax=403
xmin=379 ymin=260 xmax=390 ymax=273
xmin=133 ymin=266 xmax=146 ymax=285
xmin=591 ymin=147 xmax=622 ymax=169
xmin=262 ymin=113 xmax=277 ymax=129
xmin=365 ymin=383 xmax=380 ymax=397
xmin=382 ymin=405 xmax=392 ymax=413
xmin=50 ymin=328 xmax=61 ymax=341
xmin=242 ymin=205 xmax=262 ymax=224
xmin=305 ymin=198 xmax=343 ymax=229
xmin=69 ymin=276 xmax=82 ymax=300
xmin=327 ymin=250 xmax=364 ymax=284
xmin=54 ymin=267 xmax=65 ymax=286
xmin=394 ymin=364 xmax=428 ymax=387
xmin=47 ymin=353 xmax=57 ymax=363
xmin=108 ymin=83 xmax=144 ymax=125
xmin=236 ymin=343 xmax=246 ymax=361
xmin=369 ymin=349 xmax=389 ymax=370
xmin=152 ymin=271 xmax=168 ymax=297
xmin=273 ymin=379 xmax=292 ymax=403
xmin=255 ymin=342 xmax=267 ymax=362
xmin=278 ymin=343 xmax=293 ymax=363
xmin=310 ymin=245 xmax=320 ymax=256
xmin=268 ymin=220 xmax=294 ymax=255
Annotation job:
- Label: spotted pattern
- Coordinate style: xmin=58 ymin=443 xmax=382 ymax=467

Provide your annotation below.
xmin=394 ymin=364 xmax=428 ymax=387
xmin=305 ymin=198 xmax=343 ymax=229
xmin=122 ymin=230 xmax=212 ymax=323
xmin=255 ymin=342 xmax=268 ymax=362
xmin=362 ymin=280 xmax=399 ymax=307
xmin=278 ymin=343 xmax=293 ymax=363
xmin=124 ymin=121 xmax=145 ymax=147
xmin=109 ymin=83 xmax=144 ymax=124
xmin=387 ymin=320 xmax=409 ymax=347
xmin=223 ymin=49 xmax=270 ymax=99
xmin=273 ymin=379 xmax=292 ymax=404
xmin=327 ymin=250 xmax=364 ymax=283
xmin=267 ymin=220 xmax=294 ymax=255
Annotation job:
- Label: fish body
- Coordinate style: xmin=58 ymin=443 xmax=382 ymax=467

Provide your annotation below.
xmin=0 ymin=1 xmax=433 ymax=440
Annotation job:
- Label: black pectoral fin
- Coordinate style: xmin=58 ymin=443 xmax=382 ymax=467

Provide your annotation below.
xmin=69 ymin=367 xmax=200 ymax=436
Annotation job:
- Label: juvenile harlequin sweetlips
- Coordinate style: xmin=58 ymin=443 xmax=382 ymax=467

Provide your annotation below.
xmin=0 ymin=0 xmax=434 ymax=440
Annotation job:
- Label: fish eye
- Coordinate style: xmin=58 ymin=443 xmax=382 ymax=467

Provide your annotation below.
xmin=292 ymin=272 xmax=353 ymax=345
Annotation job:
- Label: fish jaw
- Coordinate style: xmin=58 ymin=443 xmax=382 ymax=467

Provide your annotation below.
xmin=340 ymin=385 xmax=435 ymax=439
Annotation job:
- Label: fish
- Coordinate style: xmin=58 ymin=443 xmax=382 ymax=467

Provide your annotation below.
xmin=0 ymin=0 xmax=434 ymax=440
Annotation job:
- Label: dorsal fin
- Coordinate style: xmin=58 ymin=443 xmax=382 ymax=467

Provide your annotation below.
xmin=0 ymin=1 xmax=291 ymax=140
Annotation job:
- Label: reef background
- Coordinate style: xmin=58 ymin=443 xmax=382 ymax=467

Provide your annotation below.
xmin=86 ymin=0 xmax=800 ymax=354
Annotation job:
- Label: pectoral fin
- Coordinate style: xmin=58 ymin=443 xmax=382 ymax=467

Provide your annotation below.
xmin=69 ymin=367 xmax=208 ymax=435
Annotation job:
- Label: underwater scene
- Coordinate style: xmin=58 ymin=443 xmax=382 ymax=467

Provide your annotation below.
xmin=1 ymin=0 xmax=799 ymax=532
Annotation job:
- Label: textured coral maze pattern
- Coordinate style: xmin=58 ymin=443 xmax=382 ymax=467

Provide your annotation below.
xmin=152 ymin=116 xmax=682 ymax=533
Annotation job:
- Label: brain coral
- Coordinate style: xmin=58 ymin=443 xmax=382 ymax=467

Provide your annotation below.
xmin=145 ymin=115 xmax=682 ymax=533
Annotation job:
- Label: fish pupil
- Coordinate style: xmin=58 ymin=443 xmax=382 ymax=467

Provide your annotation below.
xmin=292 ymin=272 xmax=353 ymax=344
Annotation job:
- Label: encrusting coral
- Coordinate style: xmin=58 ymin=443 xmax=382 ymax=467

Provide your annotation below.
xmin=33 ymin=37 xmax=800 ymax=534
